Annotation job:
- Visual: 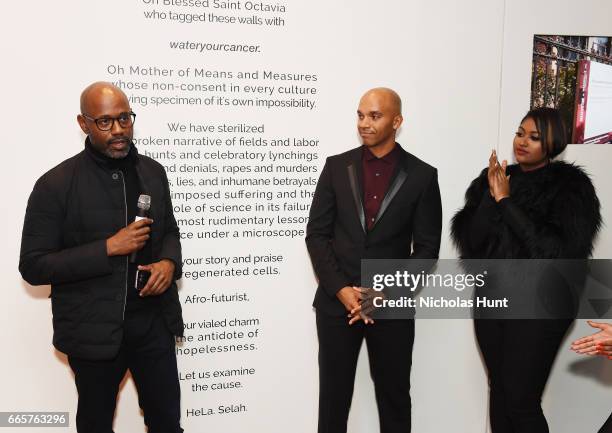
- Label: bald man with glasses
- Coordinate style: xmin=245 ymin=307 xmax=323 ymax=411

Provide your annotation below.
xmin=20 ymin=82 xmax=184 ymax=433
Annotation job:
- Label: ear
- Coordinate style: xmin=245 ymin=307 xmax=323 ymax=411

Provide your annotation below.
xmin=77 ymin=114 xmax=90 ymax=135
xmin=393 ymin=114 xmax=403 ymax=130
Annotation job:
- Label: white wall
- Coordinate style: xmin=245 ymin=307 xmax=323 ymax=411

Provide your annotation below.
xmin=0 ymin=1 xmax=609 ymax=432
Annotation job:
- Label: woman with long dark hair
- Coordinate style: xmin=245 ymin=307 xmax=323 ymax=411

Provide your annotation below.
xmin=451 ymin=107 xmax=602 ymax=432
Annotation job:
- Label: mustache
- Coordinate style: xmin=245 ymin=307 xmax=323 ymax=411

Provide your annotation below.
xmin=107 ymin=137 xmax=131 ymax=145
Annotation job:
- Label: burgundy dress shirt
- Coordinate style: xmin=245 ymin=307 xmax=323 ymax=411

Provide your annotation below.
xmin=362 ymin=145 xmax=399 ymax=230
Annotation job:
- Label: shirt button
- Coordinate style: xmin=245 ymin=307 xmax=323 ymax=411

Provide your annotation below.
xmin=371 ymin=217 xmax=375 ymax=222
xmin=375 ymin=173 xmax=380 ymax=177
xmin=373 ymin=195 xmax=377 ymax=200
xmin=112 ymin=173 xmax=119 ymax=180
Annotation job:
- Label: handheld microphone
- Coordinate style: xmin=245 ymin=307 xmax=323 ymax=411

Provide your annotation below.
xmin=130 ymin=194 xmax=151 ymax=264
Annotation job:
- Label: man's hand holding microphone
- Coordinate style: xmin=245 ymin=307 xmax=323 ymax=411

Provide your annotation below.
xmin=105 ymin=194 xmax=175 ymax=297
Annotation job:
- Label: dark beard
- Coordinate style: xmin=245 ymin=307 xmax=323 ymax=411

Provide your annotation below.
xmin=104 ymin=147 xmax=130 ymax=159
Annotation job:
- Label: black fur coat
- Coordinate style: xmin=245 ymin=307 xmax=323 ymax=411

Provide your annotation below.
xmin=451 ymin=161 xmax=602 ymax=259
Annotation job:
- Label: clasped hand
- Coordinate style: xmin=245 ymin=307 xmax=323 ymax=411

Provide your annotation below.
xmin=488 ymin=150 xmax=511 ymax=202
xmin=337 ymin=286 xmax=383 ymax=325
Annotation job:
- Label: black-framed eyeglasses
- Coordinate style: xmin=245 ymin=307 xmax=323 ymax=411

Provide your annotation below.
xmin=82 ymin=112 xmax=136 ymax=131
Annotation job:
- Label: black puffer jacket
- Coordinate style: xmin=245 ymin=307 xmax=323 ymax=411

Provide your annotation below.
xmin=451 ymin=161 xmax=602 ymax=259
xmin=19 ymin=141 xmax=183 ymax=360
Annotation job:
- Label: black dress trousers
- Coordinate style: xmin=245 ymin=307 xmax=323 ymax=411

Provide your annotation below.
xmin=316 ymin=311 xmax=415 ymax=433
xmin=68 ymin=308 xmax=183 ymax=433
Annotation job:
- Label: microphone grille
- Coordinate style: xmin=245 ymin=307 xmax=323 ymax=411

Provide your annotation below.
xmin=137 ymin=194 xmax=151 ymax=211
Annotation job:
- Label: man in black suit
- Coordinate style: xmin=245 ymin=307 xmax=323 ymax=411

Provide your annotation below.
xmin=306 ymin=87 xmax=442 ymax=433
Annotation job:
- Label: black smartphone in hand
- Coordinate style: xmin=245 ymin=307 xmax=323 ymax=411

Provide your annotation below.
xmin=135 ymin=269 xmax=151 ymax=291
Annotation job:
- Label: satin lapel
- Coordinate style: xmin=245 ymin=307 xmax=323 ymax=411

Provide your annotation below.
xmin=347 ymin=163 xmax=367 ymax=234
xmin=373 ymin=169 xmax=408 ymax=227
xmin=372 ymin=146 xmax=413 ymax=228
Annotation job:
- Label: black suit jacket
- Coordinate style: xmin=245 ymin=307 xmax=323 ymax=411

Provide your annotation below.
xmin=306 ymin=144 xmax=442 ymax=316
